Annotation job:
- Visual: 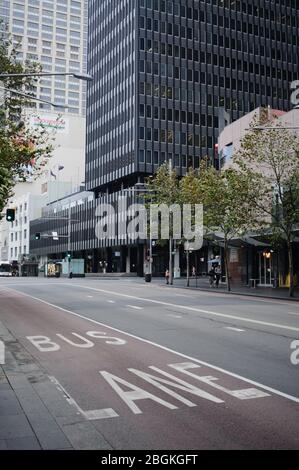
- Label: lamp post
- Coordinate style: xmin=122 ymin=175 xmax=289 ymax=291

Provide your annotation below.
xmin=0 ymin=72 xmax=93 ymax=82
xmin=0 ymin=71 xmax=93 ymax=108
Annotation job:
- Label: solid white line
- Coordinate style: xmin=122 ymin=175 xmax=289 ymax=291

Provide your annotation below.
xmin=287 ymin=312 xmax=299 ymax=316
xmin=61 ymin=283 xmax=299 ymax=333
xmin=3 ymin=286 xmax=299 ymax=404
xmin=126 ymin=305 xmax=143 ymax=310
xmin=167 ymin=314 xmax=183 ymax=319
xmin=225 ymin=327 xmax=245 ymax=332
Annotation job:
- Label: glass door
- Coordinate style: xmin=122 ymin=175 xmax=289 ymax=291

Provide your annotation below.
xmin=259 ymin=252 xmax=273 ymax=286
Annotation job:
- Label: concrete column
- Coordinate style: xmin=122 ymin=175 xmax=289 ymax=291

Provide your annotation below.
xmin=174 ymin=248 xmax=181 ymax=278
xmin=126 ymin=247 xmax=131 ymax=274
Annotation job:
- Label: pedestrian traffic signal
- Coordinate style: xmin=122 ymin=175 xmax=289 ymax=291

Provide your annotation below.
xmin=6 ymin=209 xmax=15 ymax=222
xmin=66 ymin=252 xmax=72 ymax=260
xmin=35 ymin=233 xmax=41 ymax=240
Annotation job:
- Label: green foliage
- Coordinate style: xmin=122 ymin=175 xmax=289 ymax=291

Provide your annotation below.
xmin=234 ymin=108 xmax=299 ymax=296
xmin=146 ymin=162 xmax=180 ymax=206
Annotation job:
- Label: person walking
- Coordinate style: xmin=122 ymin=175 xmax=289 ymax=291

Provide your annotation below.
xmin=192 ymin=266 xmax=196 ymax=277
xmin=208 ymin=267 xmax=215 ymax=287
xmin=165 ymin=269 xmax=170 ymax=285
xmin=215 ymin=265 xmax=221 ymax=288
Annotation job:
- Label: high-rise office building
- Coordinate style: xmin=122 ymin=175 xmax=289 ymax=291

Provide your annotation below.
xmin=86 ymin=0 xmax=299 ymax=193
xmin=0 ymin=0 xmax=88 ymax=115
xmin=30 ymin=0 xmax=299 ymax=275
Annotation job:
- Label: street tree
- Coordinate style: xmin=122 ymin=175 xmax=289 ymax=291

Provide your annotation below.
xmin=234 ymin=110 xmax=299 ymax=297
xmin=180 ymin=163 xmax=256 ymax=292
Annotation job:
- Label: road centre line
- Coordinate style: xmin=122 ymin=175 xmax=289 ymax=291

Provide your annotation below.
xmin=225 ymin=327 xmax=245 ymax=332
xmin=1 ymin=280 xmax=299 ymax=308
xmin=126 ymin=305 xmax=143 ymax=310
xmin=61 ymin=283 xmax=299 ymax=334
xmin=3 ymin=285 xmax=299 ymax=404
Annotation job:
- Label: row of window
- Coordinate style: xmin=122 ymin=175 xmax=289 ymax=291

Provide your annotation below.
xmin=139 ymin=81 xmax=290 ymax=103
xmin=140 ymin=106 xmax=218 ymax=127
xmin=11 ymin=229 xmax=27 ymax=242
xmin=10 ymin=246 xmax=27 ymax=258
xmin=139 ymin=150 xmax=202 ymax=168
xmin=140 ymin=16 xmax=298 ymax=49
xmin=140 ymin=0 xmax=298 ymax=26
xmin=139 ymin=128 xmax=212 ymax=146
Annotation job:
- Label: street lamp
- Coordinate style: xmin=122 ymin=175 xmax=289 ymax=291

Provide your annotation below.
xmin=0 ymin=72 xmax=93 ymax=82
xmin=0 ymin=71 xmax=93 ymax=109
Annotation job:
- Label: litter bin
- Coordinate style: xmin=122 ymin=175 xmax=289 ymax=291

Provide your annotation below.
xmin=145 ymin=273 xmax=152 ymax=283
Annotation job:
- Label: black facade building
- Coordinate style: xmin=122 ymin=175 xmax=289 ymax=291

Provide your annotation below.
xmin=31 ymin=0 xmax=299 ymax=275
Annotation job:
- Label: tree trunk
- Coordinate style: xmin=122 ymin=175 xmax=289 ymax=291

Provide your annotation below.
xmin=288 ymin=242 xmax=294 ymax=298
xmin=224 ymin=240 xmax=231 ymax=292
xmin=186 ymin=250 xmax=190 ymax=287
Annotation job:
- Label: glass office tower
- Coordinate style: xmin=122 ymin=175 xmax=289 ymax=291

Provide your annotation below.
xmin=86 ymin=0 xmax=299 ymax=193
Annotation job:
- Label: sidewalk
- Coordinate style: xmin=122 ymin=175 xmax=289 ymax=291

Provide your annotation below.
xmin=0 ymin=322 xmax=111 ymax=450
xmin=151 ymin=277 xmax=299 ymax=300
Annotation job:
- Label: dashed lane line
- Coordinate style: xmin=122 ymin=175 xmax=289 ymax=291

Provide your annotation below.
xmin=60 ymin=283 xmax=299 ymax=334
xmin=225 ymin=327 xmax=245 ymax=332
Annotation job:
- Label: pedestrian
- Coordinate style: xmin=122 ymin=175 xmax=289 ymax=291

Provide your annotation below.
xmin=192 ymin=266 xmax=196 ymax=277
xmin=208 ymin=267 xmax=215 ymax=287
xmin=165 ymin=269 xmax=170 ymax=285
xmin=215 ymin=265 xmax=221 ymax=288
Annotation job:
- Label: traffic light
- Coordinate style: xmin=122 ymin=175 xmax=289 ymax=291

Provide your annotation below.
xmin=35 ymin=233 xmax=41 ymax=240
xmin=6 ymin=209 xmax=15 ymax=222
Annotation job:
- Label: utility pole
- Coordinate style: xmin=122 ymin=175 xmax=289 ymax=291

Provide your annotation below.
xmin=169 ymin=158 xmax=173 ymax=285
xmin=67 ymin=206 xmax=71 ymax=278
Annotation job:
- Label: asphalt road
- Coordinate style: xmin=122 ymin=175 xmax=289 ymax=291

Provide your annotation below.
xmin=0 ymin=277 xmax=298 ymax=449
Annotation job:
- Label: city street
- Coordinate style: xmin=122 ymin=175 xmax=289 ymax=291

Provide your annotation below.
xmin=0 ymin=277 xmax=298 ymax=450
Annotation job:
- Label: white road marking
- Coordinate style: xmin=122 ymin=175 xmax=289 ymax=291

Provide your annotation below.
xmin=168 ymin=363 xmax=269 ymax=400
xmin=87 ymin=295 xmax=93 ymax=298
xmin=287 ymin=312 xmax=299 ymax=316
xmin=49 ymin=376 xmax=118 ymax=420
xmin=225 ymin=327 xmax=245 ymax=332
xmin=167 ymin=314 xmax=182 ymax=319
xmin=129 ymin=367 xmax=223 ymax=405
xmin=126 ymin=305 xmax=143 ymax=310
xmin=100 ymin=371 xmax=177 ymax=414
xmin=4 ymin=285 xmax=299 ymax=404
xmin=62 ymin=283 xmax=299 ymax=333
xmin=107 ymin=300 xmax=115 ymax=304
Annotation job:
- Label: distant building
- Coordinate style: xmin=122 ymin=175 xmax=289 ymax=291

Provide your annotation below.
xmin=0 ymin=0 xmax=87 ymax=265
xmin=0 ymin=0 xmax=88 ymax=116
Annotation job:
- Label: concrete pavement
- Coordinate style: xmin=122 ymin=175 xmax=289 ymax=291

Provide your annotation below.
xmin=0 ymin=277 xmax=298 ymax=449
